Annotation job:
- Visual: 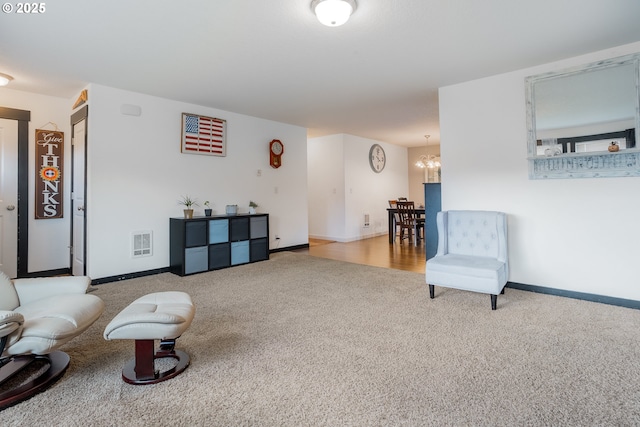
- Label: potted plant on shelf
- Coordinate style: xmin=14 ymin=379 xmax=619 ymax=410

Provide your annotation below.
xmin=248 ymin=201 xmax=258 ymax=215
xmin=178 ymin=195 xmax=198 ymax=219
xmin=204 ymin=201 xmax=212 ymax=216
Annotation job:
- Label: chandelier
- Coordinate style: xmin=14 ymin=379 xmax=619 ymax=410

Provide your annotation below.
xmin=415 ymin=154 xmax=441 ymax=169
xmin=415 ymin=135 xmax=441 ymax=169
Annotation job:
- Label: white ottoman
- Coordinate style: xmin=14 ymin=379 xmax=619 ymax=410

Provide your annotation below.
xmin=103 ymin=291 xmax=195 ymax=385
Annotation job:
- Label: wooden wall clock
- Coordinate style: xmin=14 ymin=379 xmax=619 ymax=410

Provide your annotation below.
xmin=270 ymin=139 xmax=284 ymax=168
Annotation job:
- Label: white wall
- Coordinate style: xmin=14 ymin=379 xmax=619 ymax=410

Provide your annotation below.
xmin=83 ymin=84 xmax=308 ymax=279
xmin=308 ymin=134 xmax=408 ymax=242
xmin=439 ymin=41 xmax=640 ymax=301
xmin=308 ymin=134 xmax=346 ymax=239
xmin=1 ymin=88 xmax=74 ymax=273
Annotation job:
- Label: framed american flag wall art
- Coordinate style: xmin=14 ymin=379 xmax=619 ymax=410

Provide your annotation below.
xmin=181 ymin=113 xmax=227 ymax=156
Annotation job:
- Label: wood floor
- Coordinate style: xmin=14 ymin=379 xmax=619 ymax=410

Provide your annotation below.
xmin=291 ymin=235 xmax=426 ymax=274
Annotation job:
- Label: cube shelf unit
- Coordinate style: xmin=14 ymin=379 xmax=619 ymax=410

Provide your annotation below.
xmin=170 ymin=213 xmax=269 ymax=276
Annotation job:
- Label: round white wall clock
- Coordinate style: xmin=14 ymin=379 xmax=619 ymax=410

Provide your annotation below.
xmin=369 ymin=144 xmax=386 ymax=173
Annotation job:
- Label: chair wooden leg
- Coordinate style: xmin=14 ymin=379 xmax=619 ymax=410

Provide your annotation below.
xmin=429 ymin=284 xmax=435 ymax=299
xmin=491 ymin=294 xmax=497 ymax=310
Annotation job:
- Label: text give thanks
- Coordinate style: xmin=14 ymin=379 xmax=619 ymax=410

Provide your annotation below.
xmin=35 ymin=129 xmax=64 ymax=219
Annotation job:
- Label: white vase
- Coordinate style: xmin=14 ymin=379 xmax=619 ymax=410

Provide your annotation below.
xmin=249 ymin=207 xmax=256 ymax=214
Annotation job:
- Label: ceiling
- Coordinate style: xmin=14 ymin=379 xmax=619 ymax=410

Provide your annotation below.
xmin=2 ymin=0 xmax=640 ymax=147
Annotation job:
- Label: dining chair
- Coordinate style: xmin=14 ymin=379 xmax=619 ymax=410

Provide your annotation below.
xmin=396 ymin=201 xmax=424 ymax=246
xmin=388 ymin=200 xmax=402 ymax=242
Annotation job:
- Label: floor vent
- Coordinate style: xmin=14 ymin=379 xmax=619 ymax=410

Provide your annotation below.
xmin=132 ymin=231 xmax=152 ymax=258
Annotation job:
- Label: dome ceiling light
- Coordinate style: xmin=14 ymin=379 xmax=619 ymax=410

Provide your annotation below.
xmin=311 ymin=0 xmax=357 ymax=27
xmin=0 ymin=73 xmax=14 ymax=86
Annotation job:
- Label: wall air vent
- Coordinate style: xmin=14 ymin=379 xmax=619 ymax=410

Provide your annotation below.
xmin=132 ymin=231 xmax=152 ymax=258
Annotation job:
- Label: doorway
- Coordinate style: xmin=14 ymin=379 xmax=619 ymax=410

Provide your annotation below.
xmin=0 ymin=119 xmax=18 ymax=277
xmin=70 ymin=106 xmax=88 ymax=276
xmin=0 ymin=107 xmax=30 ymax=278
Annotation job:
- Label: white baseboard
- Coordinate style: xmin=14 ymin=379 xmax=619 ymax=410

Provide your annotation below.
xmin=309 ymin=231 xmax=388 ymax=243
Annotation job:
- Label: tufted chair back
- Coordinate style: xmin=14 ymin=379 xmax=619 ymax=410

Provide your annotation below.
xmin=0 ymin=271 xmax=19 ymax=311
xmin=437 ymin=210 xmax=508 ymax=268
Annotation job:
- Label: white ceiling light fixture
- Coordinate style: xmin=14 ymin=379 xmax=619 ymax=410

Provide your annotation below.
xmin=415 ymin=135 xmax=441 ymax=169
xmin=416 ymin=154 xmax=441 ymax=169
xmin=311 ymin=0 xmax=357 ymax=27
xmin=0 ymin=73 xmax=14 ymax=86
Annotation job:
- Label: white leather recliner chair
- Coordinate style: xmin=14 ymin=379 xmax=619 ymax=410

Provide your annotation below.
xmin=0 ymin=273 xmax=104 ymax=409
xmin=426 ymin=210 xmax=509 ymax=310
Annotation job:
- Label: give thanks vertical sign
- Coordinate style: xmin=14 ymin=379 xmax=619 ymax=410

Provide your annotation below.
xmin=35 ymin=129 xmax=64 ymax=219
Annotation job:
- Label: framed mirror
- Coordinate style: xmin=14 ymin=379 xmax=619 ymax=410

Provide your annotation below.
xmin=526 ymin=53 xmax=640 ymax=179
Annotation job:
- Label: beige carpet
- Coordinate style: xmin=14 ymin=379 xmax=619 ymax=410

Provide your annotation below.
xmin=4 ymin=252 xmax=640 ymax=426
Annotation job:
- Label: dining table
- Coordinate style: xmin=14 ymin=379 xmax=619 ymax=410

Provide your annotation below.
xmin=387 ymin=207 xmax=425 ymax=244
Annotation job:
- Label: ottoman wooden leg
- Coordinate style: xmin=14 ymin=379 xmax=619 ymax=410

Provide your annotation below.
xmin=122 ymin=339 xmax=190 ymax=385
xmin=104 ymin=291 xmax=195 ymax=385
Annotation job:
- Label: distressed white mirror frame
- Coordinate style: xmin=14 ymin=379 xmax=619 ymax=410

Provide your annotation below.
xmin=526 ymin=53 xmax=640 ymax=179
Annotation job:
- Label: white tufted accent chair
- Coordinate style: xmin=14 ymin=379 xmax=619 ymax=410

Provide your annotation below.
xmin=426 ymin=210 xmax=508 ymax=310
